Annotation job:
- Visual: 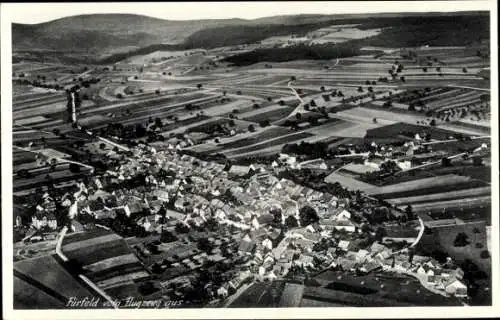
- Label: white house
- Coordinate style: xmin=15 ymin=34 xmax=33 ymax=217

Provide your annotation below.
xmin=334 ymin=209 xmax=351 ymax=221
xmin=251 ymin=217 xmax=260 ymax=230
xmin=333 ymin=220 xmax=356 ymax=233
xmin=262 ymin=238 xmax=273 ymax=251
xmin=217 ymin=286 xmax=228 ymax=298
xmin=338 ymin=240 xmax=350 ymax=251
xmin=31 ymin=212 xmax=57 ymax=230
xmin=445 ymin=279 xmax=468 ymax=297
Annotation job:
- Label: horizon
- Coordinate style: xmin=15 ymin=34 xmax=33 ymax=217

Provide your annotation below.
xmin=3 ymin=1 xmax=491 ymax=24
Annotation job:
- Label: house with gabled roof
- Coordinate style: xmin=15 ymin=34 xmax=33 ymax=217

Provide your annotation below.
xmin=445 ymin=278 xmax=468 ymax=297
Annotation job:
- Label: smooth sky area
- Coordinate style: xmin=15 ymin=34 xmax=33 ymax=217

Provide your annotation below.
xmin=3 ymin=1 xmax=492 ymax=24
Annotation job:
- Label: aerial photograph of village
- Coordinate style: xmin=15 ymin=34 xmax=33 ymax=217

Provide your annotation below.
xmin=7 ymin=3 xmax=494 ymax=310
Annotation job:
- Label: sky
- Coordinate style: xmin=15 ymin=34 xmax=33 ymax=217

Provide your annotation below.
xmin=2 ymin=1 xmax=492 ymax=24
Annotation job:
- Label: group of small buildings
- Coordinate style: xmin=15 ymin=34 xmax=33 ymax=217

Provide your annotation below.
xmin=14 ymin=138 xmax=470 ymax=302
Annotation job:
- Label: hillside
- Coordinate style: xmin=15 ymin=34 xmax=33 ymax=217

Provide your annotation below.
xmin=12 ymin=11 xmax=489 ymax=64
xmin=224 ymin=14 xmax=490 ymax=66
xmin=12 ymin=14 xmax=247 ymax=54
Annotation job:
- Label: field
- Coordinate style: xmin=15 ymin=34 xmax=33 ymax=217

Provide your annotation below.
xmin=369 ymin=174 xmax=475 ymax=196
xmin=418 ymin=220 xmax=490 ymax=274
xmin=15 ymin=255 xmax=95 ymax=300
xmin=387 ymin=187 xmax=491 ymax=206
xmin=61 ymin=228 xmax=150 ymax=298
xmin=228 ymin=281 xmax=286 ymax=308
xmin=310 ymin=270 xmax=460 ymax=306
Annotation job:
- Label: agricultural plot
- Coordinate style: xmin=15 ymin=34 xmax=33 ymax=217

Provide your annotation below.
xmin=124 ymin=50 xmax=196 ymax=65
xmin=229 ymin=281 xmax=286 ymax=308
xmin=387 ymin=186 xmax=491 ymax=207
xmin=438 ymin=123 xmax=490 ymax=136
xmin=304 ymin=118 xmax=365 ymax=137
xmin=311 ymin=270 xmax=459 ymax=306
xmin=240 ymin=105 xmax=293 ymax=123
xmin=223 ymin=131 xmax=314 ymax=157
xmin=62 ymin=238 xmax=133 ymax=266
xmin=14 ymin=276 xmax=67 ymax=309
xmin=369 ymin=175 xmax=488 ymax=199
xmin=365 ymin=122 xmax=468 ymax=140
xmin=325 ymin=172 xmax=376 ymax=192
xmin=278 ymin=283 xmax=305 ymax=307
xmin=339 ymin=107 xmax=427 ymax=127
xmin=213 ymin=126 xmax=292 ymax=151
xmin=14 ymin=255 xmax=94 ymax=300
xmin=202 ymin=99 xmax=250 ymax=116
xmin=419 ymin=221 xmax=490 ymax=274
xmin=410 ymin=196 xmax=491 ymax=214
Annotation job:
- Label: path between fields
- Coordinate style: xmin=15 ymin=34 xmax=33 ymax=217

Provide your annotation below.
xmin=410 ymin=217 xmax=425 ymax=248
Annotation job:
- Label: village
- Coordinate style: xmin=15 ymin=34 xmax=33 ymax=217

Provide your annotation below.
xmin=13 ymin=134 xmax=472 ymax=306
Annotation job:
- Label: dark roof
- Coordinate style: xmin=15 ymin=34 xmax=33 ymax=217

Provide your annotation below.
xmin=238 ymin=241 xmax=255 ymax=253
xmin=257 ymin=213 xmax=274 ymax=224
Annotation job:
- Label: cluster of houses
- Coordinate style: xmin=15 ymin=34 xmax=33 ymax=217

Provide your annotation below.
xmin=17 ymin=138 xmax=469 ymax=302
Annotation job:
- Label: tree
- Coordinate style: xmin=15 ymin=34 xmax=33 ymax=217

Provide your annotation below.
xmin=99 ymin=143 xmax=106 ymax=150
xmin=278 ymin=100 xmax=285 ymax=106
xmin=375 ymin=227 xmax=387 ymax=241
xmin=259 ymin=120 xmax=270 ymax=127
xmin=299 ymin=206 xmax=319 ymax=226
xmin=473 ymin=157 xmax=483 ymax=166
xmin=154 ymin=117 xmax=163 ymax=128
xmin=116 ymin=93 xmax=123 ymax=99
xmin=320 ymin=86 xmax=325 ymax=92
xmin=429 ymin=119 xmax=437 ymax=126
xmin=197 ymin=237 xmax=214 ymax=252
xmin=357 ymin=86 xmax=363 ymax=92
xmin=408 ymin=103 xmax=416 ymax=111
xmin=310 ymin=99 xmax=317 ymax=107
xmin=160 ymin=229 xmax=178 ymax=243
xmin=462 ymin=67 xmax=468 ymax=73
xmin=453 ymin=232 xmax=470 ymax=247
xmin=248 ymin=124 xmax=256 ymax=132
xmin=436 ymin=67 xmax=441 ymax=72
xmin=422 ymin=67 xmax=427 ymax=72
xmin=290 ymin=76 xmax=296 ymax=81
xmin=480 ymin=250 xmax=490 ymax=259
xmin=405 ymin=205 xmax=414 ymax=220
xmin=295 ymin=112 xmax=302 ymax=120
xmin=138 ymin=281 xmax=158 ymax=295
xmin=69 ymin=163 xmax=81 ymax=173
xmin=175 ymin=222 xmax=190 ymax=234
xmin=155 ymin=89 xmax=160 ymax=95
xmin=285 ymin=215 xmax=298 ymax=228
xmin=197 ymin=83 xmax=203 ymax=90
xmin=400 ymin=76 xmax=406 ymax=82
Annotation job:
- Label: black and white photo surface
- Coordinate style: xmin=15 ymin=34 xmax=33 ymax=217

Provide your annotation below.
xmin=1 ymin=1 xmax=498 ymax=318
